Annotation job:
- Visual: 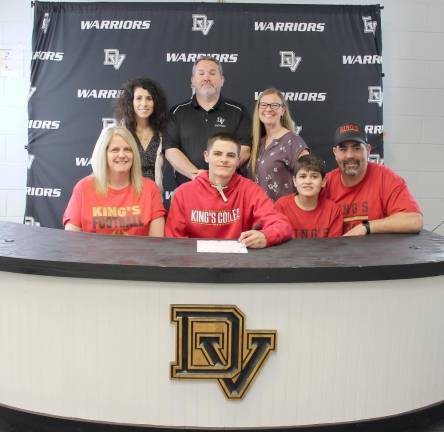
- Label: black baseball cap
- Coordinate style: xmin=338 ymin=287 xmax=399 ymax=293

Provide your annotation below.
xmin=333 ymin=123 xmax=367 ymax=147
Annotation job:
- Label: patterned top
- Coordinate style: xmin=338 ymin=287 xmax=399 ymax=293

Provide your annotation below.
xmin=255 ymin=131 xmax=308 ymax=201
xmin=132 ymin=131 xmax=161 ymax=181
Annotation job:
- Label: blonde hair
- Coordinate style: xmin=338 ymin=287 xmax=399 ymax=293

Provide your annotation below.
xmin=91 ymin=126 xmax=143 ymax=196
xmin=250 ymin=88 xmax=296 ymax=178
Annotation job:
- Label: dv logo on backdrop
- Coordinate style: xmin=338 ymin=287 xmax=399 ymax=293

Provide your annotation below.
xmin=368 ymin=86 xmax=383 ymax=107
xmin=41 ymin=12 xmax=50 ymax=34
xmin=362 ymin=16 xmax=377 ymax=35
xmin=279 ymin=51 xmax=301 ymax=72
xmin=104 ymin=49 xmax=126 ymax=70
xmin=192 ymin=14 xmax=214 ymax=35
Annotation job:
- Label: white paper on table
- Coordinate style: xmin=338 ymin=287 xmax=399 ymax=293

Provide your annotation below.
xmin=196 ymin=240 xmax=248 ymax=254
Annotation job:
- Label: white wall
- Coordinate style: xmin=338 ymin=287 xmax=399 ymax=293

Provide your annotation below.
xmin=0 ymin=0 xmax=443 ymax=234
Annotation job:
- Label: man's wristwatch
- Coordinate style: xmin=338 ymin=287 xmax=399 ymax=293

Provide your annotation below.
xmin=362 ymin=220 xmax=371 ymax=235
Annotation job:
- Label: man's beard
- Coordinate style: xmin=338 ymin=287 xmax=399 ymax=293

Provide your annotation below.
xmin=194 ymin=84 xmax=219 ymax=99
xmin=343 ymin=159 xmax=361 ymax=176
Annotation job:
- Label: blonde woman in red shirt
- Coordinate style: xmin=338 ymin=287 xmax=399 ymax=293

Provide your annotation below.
xmin=63 ymin=126 xmax=165 ymax=236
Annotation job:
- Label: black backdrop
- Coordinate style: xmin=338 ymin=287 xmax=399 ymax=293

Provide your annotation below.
xmin=26 ymin=1 xmax=383 ymax=228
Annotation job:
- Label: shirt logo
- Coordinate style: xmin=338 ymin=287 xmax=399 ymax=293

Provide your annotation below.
xmin=215 ymin=116 xmax=226 ymax=127
xmin=362 ymin=16 xmax=377 ymax=35
xmin=368 ymin=86 xmax=383 ymax=107
xmin=41 ymin=12 xmax=50 ymax=34
xmin=171 ymin=305 xmax=277 ymax=400
xmin=279 ymin=51 xmax=302 ymax=72
xmin=104 ymin=49 xmax=126 ymax=70
xmin=192 ymin=14 xmax=214 ymax=35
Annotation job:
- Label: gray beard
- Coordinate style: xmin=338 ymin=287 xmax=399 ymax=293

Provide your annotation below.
xmin=343 ymin=166 xmax=360 ymax=176
xmin=343 ymin=160 xmax=360 ymax=176
xmin=193 ymin=85 xmax=219 ymax=99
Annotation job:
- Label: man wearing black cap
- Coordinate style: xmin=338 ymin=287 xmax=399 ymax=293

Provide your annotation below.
xmin=323 ymin=123 xmax=423 ymax=236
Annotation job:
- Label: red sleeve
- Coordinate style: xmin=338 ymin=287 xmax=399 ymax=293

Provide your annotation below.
xmin=165 ymin=189 xmax=188 ymax=238
xmin=62 ymin=180 xmax=83 ymax=228
xmin=251 ymin=186 xmax=294 ymax=246
xmin=327 ymin=203 xmax=344 ymax=237
xmin=274 ymin=197 xmax=286 ymax=215
xmin=382 ymin=168 xmax=421 ymax=215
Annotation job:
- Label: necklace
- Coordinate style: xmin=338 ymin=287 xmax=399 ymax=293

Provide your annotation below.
xmin=136 ymin=128 xmax=153 ymax=150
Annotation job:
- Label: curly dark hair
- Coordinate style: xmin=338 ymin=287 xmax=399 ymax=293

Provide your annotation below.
xmin=113 ymin=77 xmax=168 ymax=133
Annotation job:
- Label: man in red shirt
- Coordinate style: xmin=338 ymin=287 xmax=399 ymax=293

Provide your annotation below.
xmin=324 ymin=123 xmax=423 ymax=236
xmin=165 ymin=133 xmax=293 ymax=248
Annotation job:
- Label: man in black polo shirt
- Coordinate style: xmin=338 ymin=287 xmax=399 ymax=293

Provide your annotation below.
xmin=164 ymin=56 xmax=252 ymax=185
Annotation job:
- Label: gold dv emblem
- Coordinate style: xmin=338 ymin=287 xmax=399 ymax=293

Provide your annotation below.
xmin=170 ymin=305 xmax=277 ymax=400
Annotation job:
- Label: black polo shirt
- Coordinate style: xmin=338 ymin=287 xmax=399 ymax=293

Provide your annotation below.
xmin=163 ymin=94 xmax=252 ymax=185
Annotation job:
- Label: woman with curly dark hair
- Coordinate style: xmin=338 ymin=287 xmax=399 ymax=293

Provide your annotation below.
xmin=113 ymin=77 xmax=168 ymax=190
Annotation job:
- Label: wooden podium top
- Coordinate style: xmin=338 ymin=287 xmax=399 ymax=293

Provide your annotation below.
xmin=0 ymin=221 xmax=443 ymax=283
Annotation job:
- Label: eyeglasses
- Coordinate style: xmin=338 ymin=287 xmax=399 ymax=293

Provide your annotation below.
xmin=259 ymin=102 xmax=282 ymax=110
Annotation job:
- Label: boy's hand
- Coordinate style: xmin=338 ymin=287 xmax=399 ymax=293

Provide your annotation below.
xmin=238 ymin=230 xmax=267 ymax=248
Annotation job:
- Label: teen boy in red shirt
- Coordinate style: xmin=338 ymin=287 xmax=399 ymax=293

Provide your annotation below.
xmin=275 ymin=154 xmax=343 ymax=238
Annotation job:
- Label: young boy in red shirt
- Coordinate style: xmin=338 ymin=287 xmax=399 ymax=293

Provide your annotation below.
xmin=275 ymin=155 xmax=343 ymax=238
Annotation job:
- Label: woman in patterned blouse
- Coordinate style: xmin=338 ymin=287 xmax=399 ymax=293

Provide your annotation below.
xmin=114 ymin=77 xmax=168 ymax=191
xmin=250 ymin=88 xmax=309 ymax=201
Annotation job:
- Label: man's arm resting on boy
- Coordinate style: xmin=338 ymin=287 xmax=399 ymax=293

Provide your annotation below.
xmin=343 ymin=211 xmax=423 ymax=236
xmin=165 ymin=148 xmax=206 ymax=180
